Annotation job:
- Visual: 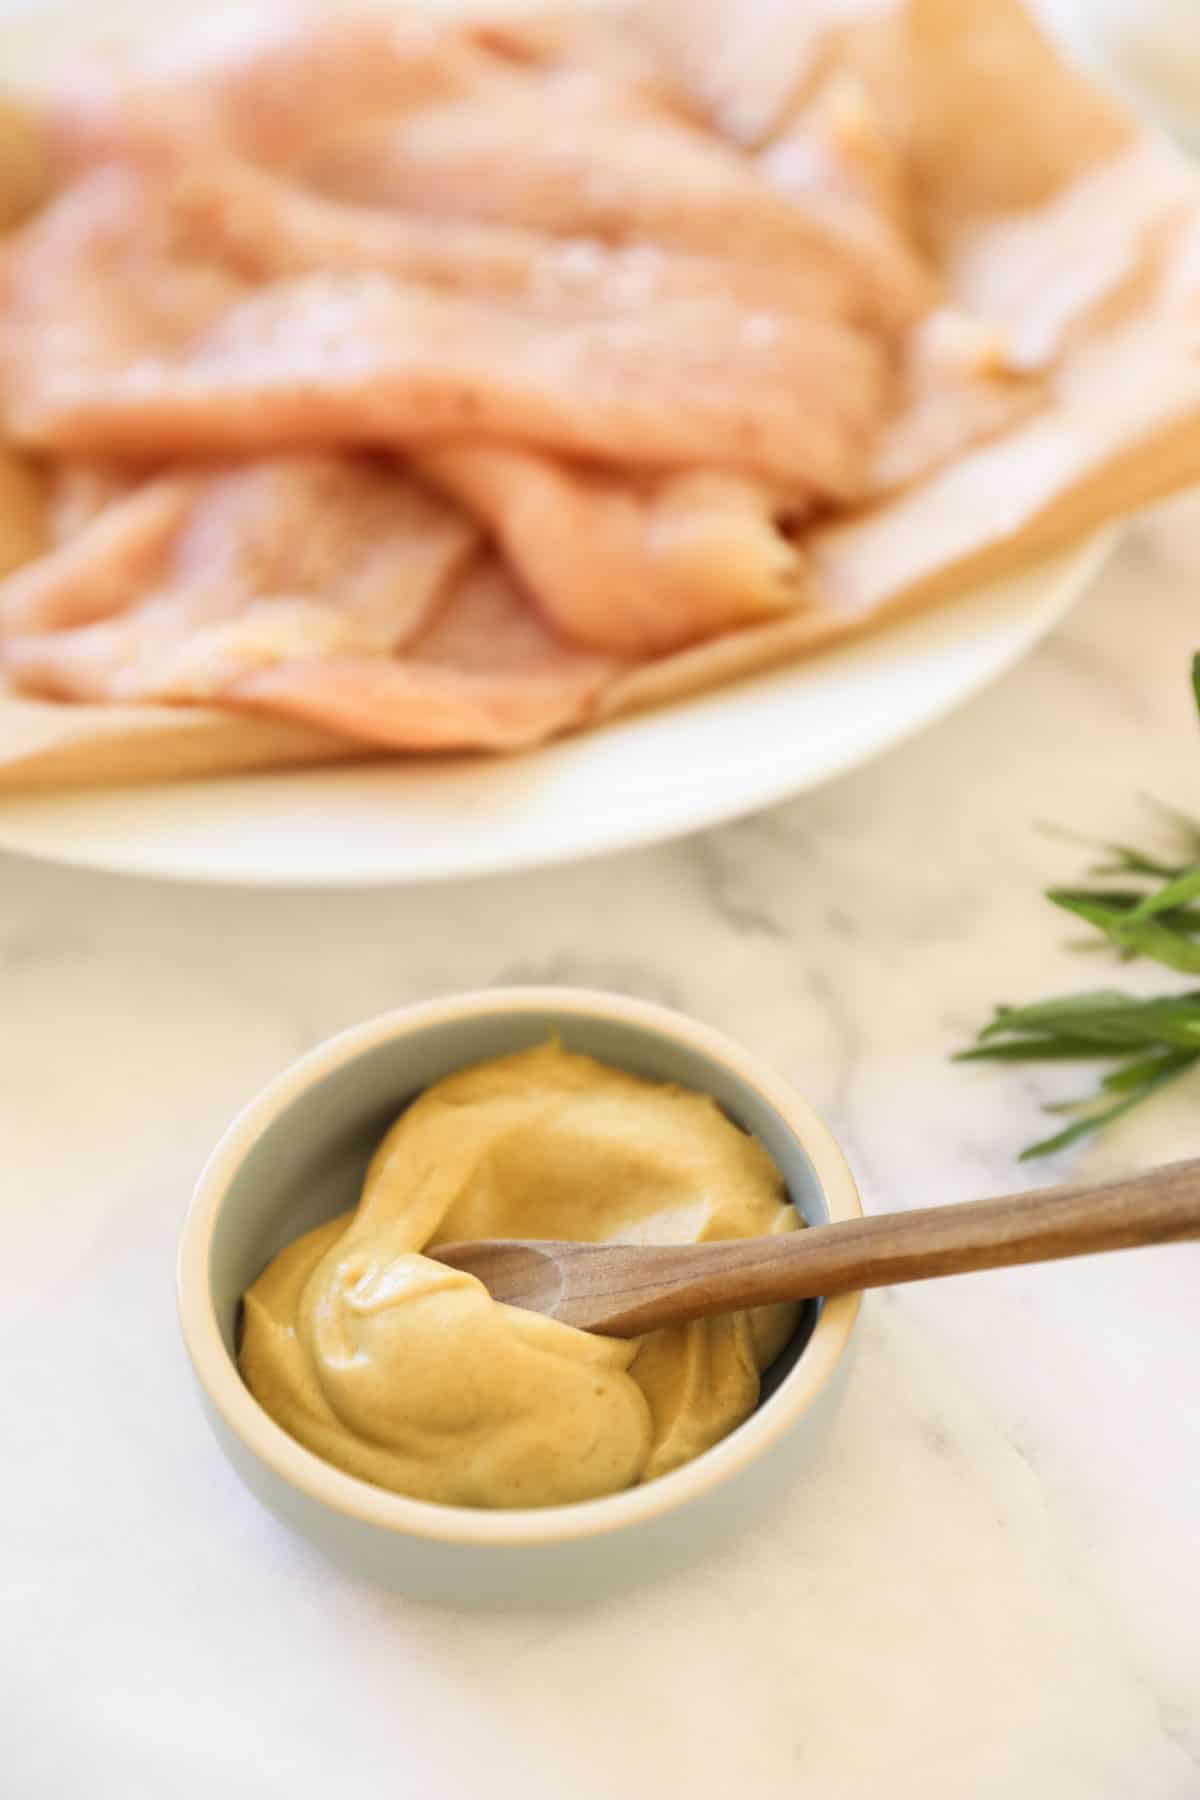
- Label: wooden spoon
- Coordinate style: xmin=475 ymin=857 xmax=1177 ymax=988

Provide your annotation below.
xmin=431 ymin=1158 xmax=1200 ymax=1336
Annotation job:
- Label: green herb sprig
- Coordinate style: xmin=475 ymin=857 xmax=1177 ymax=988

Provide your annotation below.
xmin=958 ymin=654 xmax=1200 ymax=1158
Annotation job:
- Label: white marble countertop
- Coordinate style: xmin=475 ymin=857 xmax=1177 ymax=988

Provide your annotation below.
xmin=2 ymin=492 xmax=1198 ymax=1797
xmin=1 ymin=5 xmax=1198 ymax=1784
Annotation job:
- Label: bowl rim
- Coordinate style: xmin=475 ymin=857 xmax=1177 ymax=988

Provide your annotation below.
xmin=177 ymin=986 xmax=862 ymax=1547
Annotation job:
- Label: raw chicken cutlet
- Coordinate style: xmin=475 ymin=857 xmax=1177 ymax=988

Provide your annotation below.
xmin=157 ymin=158 xmax=881 ymax=326
xmin=1 ymin=166 xmax=891 ymax=494
xmin=0 ymin=456 xmax=614 ymax=750
xmin=301 ymin=94 xmax=932 ymax=331
xmin=417 ymin=448 xmax=811 ymax=657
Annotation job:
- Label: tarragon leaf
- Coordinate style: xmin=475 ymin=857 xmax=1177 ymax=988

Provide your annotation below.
xmin=1019 ymin=1052 xmax=1196 ymax=1159
xmin=955 ymin=1037 xmax=1129 ymax=1063
xmin=978 ymin=989 xmax=1200 ymax=1050
xmin=1022 ymin=1087 xmax=1178 ymax=1159
xmin=1049 ymin=891 xmax=1200 ymax=974
xmin=1126 ymin=865 xmax=1200 ymax=921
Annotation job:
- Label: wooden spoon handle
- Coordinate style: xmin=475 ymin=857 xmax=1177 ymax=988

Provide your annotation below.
xmin=589 ymin=1157 xmax=1200 ymax=1334
xmin=778 ymin=1155 xmax=1200 ymax=1291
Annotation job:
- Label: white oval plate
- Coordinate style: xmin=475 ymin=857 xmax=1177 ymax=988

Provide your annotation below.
xmin=0 ymin=0 xmax=1114 ymax=886
xmin=0 ymin=533 xmax=1113 ymax=886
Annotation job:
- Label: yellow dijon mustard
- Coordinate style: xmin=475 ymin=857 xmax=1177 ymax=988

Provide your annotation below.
xmin=240 ymin=1042 xmax=800 ymax=1509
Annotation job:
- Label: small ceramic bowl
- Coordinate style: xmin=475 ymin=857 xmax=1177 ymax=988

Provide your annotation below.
xmin=177 ymin=988 xmax=862 ymax=1601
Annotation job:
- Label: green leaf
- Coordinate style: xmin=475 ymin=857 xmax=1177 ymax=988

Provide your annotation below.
xmin=977 ymin=989 xmax=1133 ymax=1036
xmin=1049 ymin=891 xmax=1200 ymax=974
xmin=1098 ymin=1048 xmax=1198 ymax=1093
xmin=975 ymin=989 xmax=1200 ymax=1052
xmin=1127 ymin=864 xmax=1200 ymax=921
xmin=1052 ymin=888 xmax=1192 ymax=913
xmin=1191 ymin=649 xmax=1200 ymax=721
xmin=1019 ymin=1054 xmax=1196 ymax=1159
xmin=1021 ymin=1091 xmax=1156 ymax=1158
xmin=1050 ymin=887 xmax=1200 ymax=924
xmin=955 ymin=1038 xmax=1128 ymax=1063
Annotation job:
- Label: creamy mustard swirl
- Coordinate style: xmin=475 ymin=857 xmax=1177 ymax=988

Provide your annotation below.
xmin=239 ymin=1042 xmax=799 ymax=1508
